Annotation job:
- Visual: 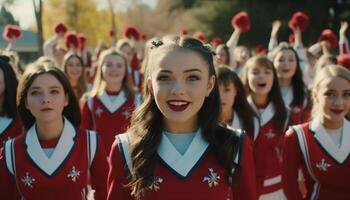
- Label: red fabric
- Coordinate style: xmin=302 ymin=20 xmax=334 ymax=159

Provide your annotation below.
xmin=193 ymin=31 xmax=207 ymax=42
xmin=78 ymin=33 xmax=86 ymax=50
xmin=0 ymin=128 xmax=108 ymax=200
xmin=107 ymin=133 xmax=257 ymax=200
xmin=288 ymin=11 xmax=309 ymax=32
xmin=3 ymin=24 xmax=22 ymax=41
xmin=54 ymin=22 xmax=68 ymax=34
xmin=0 ymin=117 xmax=22 ymax=149
xmin=255 ymin=44 xmax=268 ymax=55
xmin=289 ymin=103 xmax=310 ymax=126
xmin=231 ymin=11 xmax=251 ymax=32
xmin=318 ymin=29 xmax=338 ymax=49
xmin=211 ymin=37 xmax=223 ymax=48
xmin=180 ymin=28 xmax=188 ymax=36
xmin=123 ymin=26 xmax=140 ymax=40
xmin=289 ymin=34 xmax=295 ymax=45
xmin=338 ymin=54 xmax=350 ymax=71
xmin=65 ymin=31 xmax=79 ymax=49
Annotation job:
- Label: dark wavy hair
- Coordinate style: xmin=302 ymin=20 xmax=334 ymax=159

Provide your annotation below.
xmin=270 ymin=43 xmax=308 ymax=107
xmin=127 ymin=37 xmax=240 ymax=197
xmin=241 ymin=55 xmax=287 ymax=132
xmin=17 ymin=63 xmax=81 ymax=130
xmin=216 ymin=66 xmax=257 ymax=138
xmin=0 ymin=58 xmax=18 ymax=118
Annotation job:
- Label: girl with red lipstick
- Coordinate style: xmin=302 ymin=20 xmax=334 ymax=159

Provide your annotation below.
xmin=0 ymin=56 xmax=22 ymax=148
xmin=80 ymin=48 xmax=138 ymax=153
xmin=242 ymin=55 xmax=289 ymax=199
xmin=63 ymin=53 xmax=87 ymax=100
xmin=0 ymin=63 xmax=108 ymax=200
xmin=283 ymin=65 xmax=350 ymax=200
xmin=217 ymin=66 xmax=259 ymax=141
xmin=107 ymin=37 xmax=257 ymax=200
xmin=270 ymin=43 xmax=310 ymax=125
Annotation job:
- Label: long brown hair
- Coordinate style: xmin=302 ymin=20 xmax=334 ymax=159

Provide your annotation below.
xmin=63 ymin=53 xmax=86 ymax=100
xmin=127 ymin=37 xmax=240 ymax=198
xmin=241 ymin=55 xmax=287 ymax=132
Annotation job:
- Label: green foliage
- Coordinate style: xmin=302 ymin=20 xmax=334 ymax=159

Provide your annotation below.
xmin=0 ymin=5 xmax=19 ymax=25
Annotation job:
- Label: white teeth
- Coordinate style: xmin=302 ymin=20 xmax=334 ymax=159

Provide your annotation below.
xmin=169 ymin=101 xmax=187 ymax=106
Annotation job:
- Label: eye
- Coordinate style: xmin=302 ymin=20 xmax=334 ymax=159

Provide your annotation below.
xmin=157 ymin=75 xmax=171 ymax=81
xmin=324 ymin=91 xmax=334 ymax=97
xmin=343 ymin=91 xmax=350 ymax=97
xmin=50 ymin=89 xmax=60 ymax=94
xmin=187 ymin=75 xmax=200 ymax=81
xmin=30 ymin=90 xmax=39 ymax=96
xmin=224 ymin=88 xmax=231 ymax=92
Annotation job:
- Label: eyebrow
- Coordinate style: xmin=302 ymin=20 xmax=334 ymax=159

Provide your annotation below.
xmin=29 ymin=86 xmax=62 ymax=90
xmin=159 ymin=68 xmax=203 ymax=73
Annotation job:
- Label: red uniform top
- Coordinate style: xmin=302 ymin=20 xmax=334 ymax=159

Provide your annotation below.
xmin=248 ymin=97 xmax=289 ymax=196
xmin=80 ymin=90 xmax=137 ymax=153
xmin=0 ymin=118 xmax=108 ymax=200
xmin=283 ymin=118 xmax=350 ymax=200
xmin=107 ymin=129 xmax=257 ymax=200
xmin=0 ymin=116 xmax=22 ymax=149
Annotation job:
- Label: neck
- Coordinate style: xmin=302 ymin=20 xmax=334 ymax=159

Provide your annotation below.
xmin=36 ymin=117 xmax=64 ymax=140
xmin=106 ymin=83 xmax=121 ymax=92
xmin=321 ymin=116 xmax=343 ymax=129
xmin=252 ymin=93 xmax=268 ymax=106
xmin=69 ymin=79 xmax=78 ymax=87
xmin=164 ymin=117 xmax=198 ymax=133
xmin=279 ymin=78 xmax=292 ymax=87
xmin=220 ymin=109 xmax=233 ymax=124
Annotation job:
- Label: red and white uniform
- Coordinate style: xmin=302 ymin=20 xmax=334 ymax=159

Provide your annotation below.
xmin=281 ymin=87 xmax=310 ymax=125
xmin=248 ymin=96 xmax=289 ymax=199
xmin=0 ymin=118 xmax=108 ymax=200
xmin=0 ymin=116 xmax=22 ymax=148
xmin=107 ymin=129 xmax=257 ymax=200
xmin=80 ymin=90 xmax=138 ymax=153
xmin=283 ymin=117 xmax=350 ymax=200
xmin=229 ymin=111 xmax=260 ymax=141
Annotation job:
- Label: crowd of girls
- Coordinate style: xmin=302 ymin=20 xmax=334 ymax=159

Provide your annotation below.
xmin=0 ymin=10 xmax=349 ymax=199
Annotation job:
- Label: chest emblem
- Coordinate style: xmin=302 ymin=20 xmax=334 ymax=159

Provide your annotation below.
xmin=21 ymin=172 xmax=35 ymax=188
xmin=203 ymin=168 xmax=220 ymax=188
xmin=265 ymin=129 xmax=276 ymax=139
xmin=316 ymin=158 xmax=331 ymax=171
xmin=148 ymin=176 xmax=163 ymax=191
xmin=95 ymin=107 xmax=103 ymax=117
xmin=67 ymin=166 xmax=80 ymax=182
xmin=122 ymin=110 xmax=131 ymax=118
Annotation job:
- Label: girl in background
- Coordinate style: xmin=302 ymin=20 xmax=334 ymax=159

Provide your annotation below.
xmin=63 ymin=53 xmax=87 ymax=100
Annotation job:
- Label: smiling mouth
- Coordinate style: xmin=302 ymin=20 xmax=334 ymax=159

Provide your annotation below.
xmin=330 ymin=109 xmax=344 ymax=114
xmin=257 ymin=83 xmax=267 ymax=88
xmin=167 ymin=100 xmax=190 ymax=112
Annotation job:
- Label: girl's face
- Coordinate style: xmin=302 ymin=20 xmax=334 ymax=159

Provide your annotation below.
xmin=273 ymin=49 xmax=297 ymax=81
xmin=25 ymin=73 xmax=68 ymax=123
xmin=215 ymin=47 xmax=228 ymax=65
xmin=315 ymin=76 xmax=350 ymax=124
xmin=149 ymin=50 xmax=215 ymax=127
xmin=120 ymin=44 xmax=133 ymax=64
xmin=219 ymin=82 xmax=236 ymax=112
xmin=102 ymin=55 xmax=126 ymax=87
xmin=66 ymin=57 xmax=83 ymax=81
xmin=0 ymin=68 xmax=4 ymax=97
xmin=247 ymin=64 xmax=274 ymax=96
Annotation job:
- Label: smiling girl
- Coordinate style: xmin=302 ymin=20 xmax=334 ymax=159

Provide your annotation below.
xmin=283 ymin=65 xmax=350 ymax=200
xmin=242 ymin=55 xmax=289 ymax=199
xmin=0 ymin=63 xmax=108 ymax=199
xmin=80 ymin=48 xmax=137 ymax=153
xmin=107 ymin=37 xmax=257 ymax=200
xmin=63 ymin=53 xmax=87 ymax=100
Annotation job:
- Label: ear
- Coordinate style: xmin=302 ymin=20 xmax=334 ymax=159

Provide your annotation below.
xmin=206 ymin=75 xmax=216 ymax=97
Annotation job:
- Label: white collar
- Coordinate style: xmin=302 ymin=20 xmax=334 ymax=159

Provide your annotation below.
xmin=98 ymin=90 xmax=127 ymax=113
xmin=310 ymin=116 xmax=350 ymax=164
xmin=281 ymin=86 xmax=293 ymax=106
xmin=247 ymin=96 xmax=275 ymax=126
xmin=25 ymin=117 xmax=76 ymax=176
xmin=0 ymin=116 xmax=13 ymax=135
xmin=231 ymin=111 xmax=242 ymax=130
xmin=157 ymin=128 xmax=209 ymax=178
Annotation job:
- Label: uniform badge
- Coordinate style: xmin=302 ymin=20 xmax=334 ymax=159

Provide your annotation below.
xmin=203 ymin=168 xmax=220 ymax=188
xmin=122 ymin=110 xmax=131 ymax=118
xmin=148 ymin=176 xmax=163 ymax=191
xmin=292 ymin=107 xmax=301 ymax=113
xmin=95 ymin=107 xmax=103 ymax=117
xmin=265 ymin=129 xmax=276 ymax=139
xmin=316 ymin=158 xmax=331 ymax=171
xmin=67 ymin=166 xmax=80 ymax=182
xmin=21 ymin=172 xmax=35 ymax=188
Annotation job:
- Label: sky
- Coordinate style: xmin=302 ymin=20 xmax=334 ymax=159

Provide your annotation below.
xmin=2 ymin=0 xmax=158 ymax=30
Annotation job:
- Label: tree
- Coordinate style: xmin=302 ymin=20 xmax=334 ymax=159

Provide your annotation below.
xmin=33 ymin=0 xmax=44 ymax=56
xmin=0 ymin=5 xmax=19 ymax=25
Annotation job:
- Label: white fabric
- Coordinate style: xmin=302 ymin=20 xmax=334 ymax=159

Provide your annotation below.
xmin=97 ymin=90 xmax=127 ymax=113
xmin=259 ymin=189 xmax=286 ymax=200
xmin=0 ymin=116 xmax=13 ymax=136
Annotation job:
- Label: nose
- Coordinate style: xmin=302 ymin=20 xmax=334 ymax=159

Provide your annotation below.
xmin=170 ymin=80 xmax=185 ymax=95
xmin=333 ymin=96 xmax=344 ymax=106
xmin=40 ymin=94 xmax=51 ymax=104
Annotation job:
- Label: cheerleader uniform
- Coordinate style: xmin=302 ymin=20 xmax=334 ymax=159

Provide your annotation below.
xmin=0 ymin=116 xmax=22 ymax=148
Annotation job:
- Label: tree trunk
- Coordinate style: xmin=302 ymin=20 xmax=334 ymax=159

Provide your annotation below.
xmin=33 ymin=0 xmax=43 ymax=56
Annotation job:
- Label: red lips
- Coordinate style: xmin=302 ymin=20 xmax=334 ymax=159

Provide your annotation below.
xmin=330 ymin=108 xmax=344 ymax=115
xmin=40 ymin=108 xmax=54 ymax=112
xmin=167 ymin=100 xmax=190 ymax=112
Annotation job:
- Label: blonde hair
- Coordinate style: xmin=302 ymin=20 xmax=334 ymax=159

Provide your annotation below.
xmin=311 ymin=65 xmax=350 ymax=119
xmin=88 ymin=48 xmax=135 ymax=97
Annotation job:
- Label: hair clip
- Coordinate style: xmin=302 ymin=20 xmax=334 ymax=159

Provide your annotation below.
xmin=151 ymin=40 xmax=164 ymax=49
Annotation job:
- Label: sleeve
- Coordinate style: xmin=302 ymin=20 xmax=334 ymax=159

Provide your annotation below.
xmin=43 ymin=35 xmax=59 ymax=57
xmin=226 ymin=29 xmax=241 ymax=68
xmin=339 ymin=35 xmax=350 ymax=54
xmin=0 ymin=148 xmax=21 ymax=199
xmin=90 ymin=135 xmax=108 ymax=200
xmin=268 ymin=37 xmax=278 ymax=53
xmin=293 ymin=41 xmax=308 ymax=72
xmin=282 ymin=129 xmax=304 ymax=200
xmin=80 ymin=98 xmax=93 ymax=131
xmin=107 ymin=141 xmax=132 ymax=200
xmin=233 ymin=135 xmax=258 ymax=200
xmin=307 ymin=42 xmax=322 ymax=56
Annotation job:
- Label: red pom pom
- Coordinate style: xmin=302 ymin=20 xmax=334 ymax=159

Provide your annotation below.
xmin=318 ymin=29 xmax=338 ymax=49
xmin=288 ymin=11 xmax=309 ymax=32
xmin=211 ymin=37 xmax=223 ymax=48
xmin=54 ymin=22 xmax=68 ymax=34
xmin=78 ymin=33 xmax=86 ymax=50
xmin=3 ymin=24 xmax=22 ymax=41
xmin=180 ymin=28 xmax=188 ymax=36
xmin=231 ymin=11 xmax=251 ymax=32
xmin=193 ymin=31 xmax=207 ymax=42
xmin=109 ymin=29 xmax=115 ymax=37
xmin=65 ymin=31 xmax=79 ymax=49
xmin=289 ymin=34 xmax=295 ymax=44
xmin=338 ymin=54 xmax=350 ymax=71
xmin=123 ymin=26 xmax=140 ymax=40
xmin=255 ymin=44 xmax=268 ymax=55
